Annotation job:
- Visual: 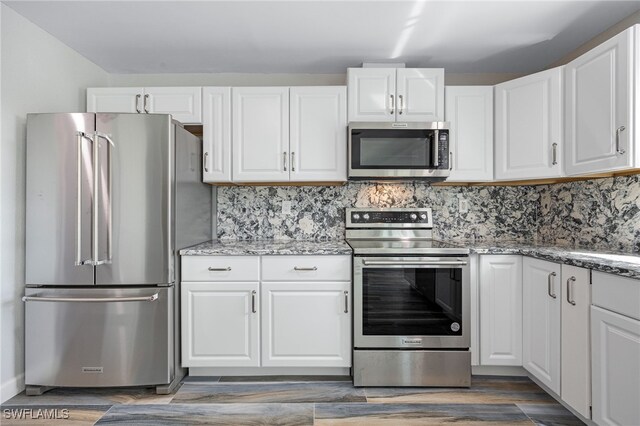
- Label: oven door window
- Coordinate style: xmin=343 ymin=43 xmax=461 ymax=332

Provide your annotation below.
xmin=362 ymin=267 xmax=463 ymax=336
xmin=351 ymin=129 xmax=434 ymax=169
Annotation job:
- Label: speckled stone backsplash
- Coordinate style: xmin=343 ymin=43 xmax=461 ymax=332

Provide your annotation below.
xmin=536 ymin=175 xmax=640 ymax=252
xmin=216 ymin=182 xmax=540 ymax=241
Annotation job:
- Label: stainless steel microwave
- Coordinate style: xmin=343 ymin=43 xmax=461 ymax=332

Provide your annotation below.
xmin=348 ymin=122 xmax=450 ymax=180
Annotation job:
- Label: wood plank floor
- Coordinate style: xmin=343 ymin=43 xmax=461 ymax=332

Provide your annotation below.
xmin=1 ymin=376 xmax=584 ymax=425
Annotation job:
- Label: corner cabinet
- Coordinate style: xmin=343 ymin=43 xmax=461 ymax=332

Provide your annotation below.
xmin=445 ymin=86 xmax=494 ymax=182
xmin=231 ymin=86 xmax=347 ymax=183
xmin=479 ymin=255 xmax=523 ymax=366
xmin=564 ymin=26 xmax=635 ymax=176
xmin=494 ymin=67 xmax=563 ymax=180
xmin=347 ymin=68 xmax=444 ymax=122
xmin=87 ymin=87 xmax=202 ymax=124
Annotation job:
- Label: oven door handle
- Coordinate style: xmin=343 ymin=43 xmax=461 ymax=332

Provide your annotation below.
xmin=361 ymin=260 xmax=468 ymax=266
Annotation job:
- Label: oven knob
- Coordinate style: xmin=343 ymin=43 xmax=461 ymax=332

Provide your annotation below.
xmin=420 ymin=213 xmax=427 ymax=220
xmin=410 ymin=213 xmax=417 ymax=220
xmin=363 ymin=213 xmax=370 ymax=220
xmin=352 ymin=213 xmax=360 ymax=220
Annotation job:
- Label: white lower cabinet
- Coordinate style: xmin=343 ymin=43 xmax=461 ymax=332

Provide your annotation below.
xmin=591 ymin=272 xmax=640 ymax=426
xmin=181 ymin=255 xmax=352 ymax=370
xmin=181 ymin=282 xmax=260 ymax=367
xmin=479 ymin=255 xmax=523 ymax=366
xmin=523 ymin=257 xmax=561 ymax=394
xmin=261 ymin=282 xmax=351 ymax=367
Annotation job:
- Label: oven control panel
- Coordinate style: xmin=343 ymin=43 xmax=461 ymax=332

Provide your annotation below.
xmin=346 ymin=208 xmax=433 ymax=228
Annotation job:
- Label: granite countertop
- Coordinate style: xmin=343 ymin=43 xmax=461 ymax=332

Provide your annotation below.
xmin=180 ymin=238 xmax=640 ymax=280
xmin=180 ymin=239 xmax=353 ymax=256
xmin=457 ymin=240 xmax=640 ymax=280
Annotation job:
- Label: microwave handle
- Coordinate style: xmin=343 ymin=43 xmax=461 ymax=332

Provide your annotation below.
xmin=433 ymin=130 xmax=439 ymax=167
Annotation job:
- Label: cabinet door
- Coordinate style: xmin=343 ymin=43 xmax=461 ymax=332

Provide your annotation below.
xmin=591 ymin=306 xmax=640 ymax=426
xmin=347 ymin=68 xmax=396 ymax=122
xmin=181 ymin=282 xmax=260 ymax=367
xmin=144 ymin=87 xmax=202 ymax=124
xmin=565 ymin=27 xmax=633 ymax=176
xmin=202 ymin=87 xmax=232 ymax=182
xmin=87 ymin=87 xmax=142 ymax=113
xmin=495 ymin=68 xmax=563 ymax=180
xmin=290 ymin=87 xmax=347 ymax=182
xmin=232 ymin=87 xmax=290 ymax=182
xmin=479 ymin=255 xmax=523 ymax=366
xmin=445 ymin=86 xmax=494 ymax=182
xmin=522 ymin=257 xmax=561 ymax=394
xmin=396 ymin=68 xmax=444 ymax=122
xmin=261 ymin=281 xmax=351 ymax=367
xmin=561 ymin=265 xmax=591 ymax=419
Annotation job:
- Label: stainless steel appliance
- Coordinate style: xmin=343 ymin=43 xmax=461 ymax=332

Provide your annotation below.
xmin=24 ymin=113 xmax=211 ymax=395
xmin=348 ymin=122 xmax=450 ymax=180
xmin=346 ymin=208 xmax=470 ymax=387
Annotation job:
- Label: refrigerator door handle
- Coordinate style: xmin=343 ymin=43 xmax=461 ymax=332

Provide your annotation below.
xmin=22 ymin=293 xmax=159 ymax=303
xmin=92 ymin=132 xmax=115 ymax=266
xmin=76 ymin=131 xmax=93 ymax=266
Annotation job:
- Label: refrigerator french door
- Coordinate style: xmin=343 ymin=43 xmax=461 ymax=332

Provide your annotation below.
xmin=24 ymin=113 xmax=208 ymax=391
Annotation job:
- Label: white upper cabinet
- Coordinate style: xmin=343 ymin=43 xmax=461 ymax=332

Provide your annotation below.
xmin=87 ymin=87 xmax=142 ymax=114
xmin=232 ymin=87 xmax=290 ymax=182
xmin=347 ymin=68 xmax=396 ymax=122
xmin=87 ymin=87 xmax=202 ymax=124
xmin=495 ymin=67 xmax=563 ymax=181
xmin=289 ymin=87 xmax=347 ymax=182
xmin=565 ymin=26 xmax=634 ymax=176
xmin=445 ymin=86 xmax=494 ymax=182
xmin=396 ymin=69 xmax=445 ymax=122
xmin=347 ymin=68 xmax=444 ymax=122
xmin=202 ymin=87 xmax=232 ymax=183
xmin=479 ymin=255 xmax=523 ymax=366
xmin=522 ymin=257 xmax=561 ymax=394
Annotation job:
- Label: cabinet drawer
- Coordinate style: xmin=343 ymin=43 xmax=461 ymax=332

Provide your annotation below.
xmin=182 ymin=256 xmax=260 ymax=282
xmin=592 ymin=271 xmax=640 ymax=320
xmin=261 ymin=255 xmax=351 ymax=281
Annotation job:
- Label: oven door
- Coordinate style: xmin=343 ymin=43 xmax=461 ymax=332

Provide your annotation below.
xmin=348 ymin=124 xmax=450 ymax=179
xmin=353 ymin=256 xmax=469 ymax=349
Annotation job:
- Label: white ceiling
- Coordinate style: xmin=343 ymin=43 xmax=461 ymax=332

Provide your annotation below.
xmin=5 ymin=1 xmax=640 ymax=74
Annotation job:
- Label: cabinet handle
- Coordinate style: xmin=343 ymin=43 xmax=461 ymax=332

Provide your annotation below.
xmin=203 ymin=152 xmax=209 ymax=173
xmin=291 ymin=152 xmax=295 ymax=172
xmin=344 ymin=291 xmax=349 ymax=313
xmin=389 ymin=94 xmax=395 ymax=115
xmin=552 ymin=143 xmax=558 ymax=165
xmin=547 ymin=272 xmax=557 ymax=299
xmin=294 ymin=266 xmax=317 ymax=271
xmin=135 ymin=94 xmax=142 ymax=113
xmin=566 ymin=276 xmax=576 ymax=306
xmin=208 ymin=267 xmax=231 ymax=272
xmin=616 ymin=126 xmax=626 ymax=155
xmin=143 ymin=94 xmax=150 ymax=113
xmin=283 ymin=151 xmax=287 ymax=172
xmin=251 ymin=290 xmax=257 ymax=313
xmin=398 ymin=95 xmax=404 ymax=115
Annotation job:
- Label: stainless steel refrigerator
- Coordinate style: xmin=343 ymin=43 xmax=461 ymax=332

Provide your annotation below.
xmin=23 ymin=113 xmax=211 ymax=395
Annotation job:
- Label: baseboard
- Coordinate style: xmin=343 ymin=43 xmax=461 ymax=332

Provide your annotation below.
xmin=188 ymin=367 xmax=350 ymax=376
xmin=472 ymin=365 xmax=528 ymax=376
xmin=1 ymin=373 xmax=25 ymax=404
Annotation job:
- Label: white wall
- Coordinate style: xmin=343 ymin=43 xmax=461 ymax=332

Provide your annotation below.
xmin=0 ymin=4 xmax=109 ymax=403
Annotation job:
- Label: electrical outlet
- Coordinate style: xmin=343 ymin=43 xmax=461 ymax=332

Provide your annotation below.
xmin=458 ymin=198 xmax=469 ymax=213
xmin=281 ymin=200 xmax=292 ymax=215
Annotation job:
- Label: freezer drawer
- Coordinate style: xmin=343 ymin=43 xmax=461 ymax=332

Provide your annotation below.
xmin=24 ymin=287 xmax=172 ymax=387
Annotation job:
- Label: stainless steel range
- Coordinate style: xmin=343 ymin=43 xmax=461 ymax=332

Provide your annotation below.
xmin=346 ymin=208 xmax=471 ymax=387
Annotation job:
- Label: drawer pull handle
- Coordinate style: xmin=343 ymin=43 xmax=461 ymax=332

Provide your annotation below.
xmin=294 ymin=266 xmax=317 ymax=271
xmin=208 ymin=267 xmax=232 ymax=272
